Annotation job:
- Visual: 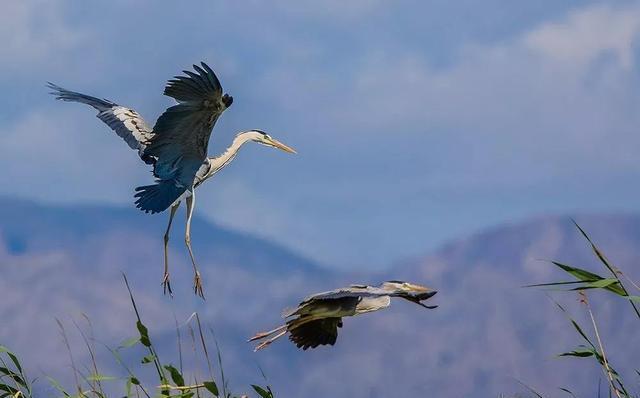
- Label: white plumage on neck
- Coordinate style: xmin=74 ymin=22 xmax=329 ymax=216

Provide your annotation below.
xmin=196 ymin=131 xmax=264 ymax=185
xmin=210 ymin=132 xmax=253 ymax=170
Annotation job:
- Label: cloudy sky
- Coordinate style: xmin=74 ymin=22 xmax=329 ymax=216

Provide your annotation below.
xmin=1 ymin=0 xmax=639 ymax=269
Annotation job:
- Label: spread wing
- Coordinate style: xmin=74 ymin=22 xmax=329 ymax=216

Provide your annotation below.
xmin=47 ymin=83 xmax=154 ymax=163
xmin=134 ymin=62 xmax=232 ymax=213
xmin=281 ymin=285 xmax=391 ymax=318
xmin=288 ymin=318 xmax=342 ymax=350
xmin=144 ymin=62 xmax=231 ymax=186
xmin=284 ymin=295 xmax=361 ymax=318
xmin=298 ymin=285 xmax=388 ymax=305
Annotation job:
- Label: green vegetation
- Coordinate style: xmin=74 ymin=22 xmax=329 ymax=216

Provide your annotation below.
xmin=0 ymin=345 xmax=31 ymax=398
xmin=527 ymin=221 xmax=640 ymax=397
xmin=0 ymin=274 xmax=273 ymax=398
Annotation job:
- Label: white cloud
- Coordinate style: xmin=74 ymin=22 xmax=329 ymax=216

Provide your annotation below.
xmin=525 ymin=4 xmax=640 ymax=70
xmin=271 ymin=0 xmax=385 ymax=21
xmin=0 ymin=109 xmax=149 ymax=203
xmin=313 ymin=2 xmax=640 ymax=187
xmin=0 ymin=0 xmax=86 ymax=70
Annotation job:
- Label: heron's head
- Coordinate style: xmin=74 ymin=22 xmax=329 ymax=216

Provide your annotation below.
xmin=379 ymin=280 xmax=438 ymax=309
xmin=243 ymin=130 xmax=296 ymax=154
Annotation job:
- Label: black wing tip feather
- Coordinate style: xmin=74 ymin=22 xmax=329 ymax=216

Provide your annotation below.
xmin=192 ymin=64 xmax=206 ymax=76
xmin=46 ymin=81 xmax=61 ymax=91
xmin=195 ymin=62 xmax=221 ymax=91
xmin=46 ymin=83 xmax=117 ymax=109
xmin=46 ymin=82 xmax=67 ymax=98
xmin=200 ymin=62 xmax=214 ymax=73
xmin=163 ymin=61 xmax=223 ymax=102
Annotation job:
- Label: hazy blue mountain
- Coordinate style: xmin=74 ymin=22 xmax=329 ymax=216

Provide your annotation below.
xmin=0 ymin=196 xmax=334 ymax=396
xmin=1 ymin=198 xmax=639 ymax=397
xmin=0 ymin=196 xmax=322 ymax=274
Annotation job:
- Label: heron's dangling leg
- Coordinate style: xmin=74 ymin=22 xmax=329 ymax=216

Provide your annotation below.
xmin=162 ymin=203 xmax=180 ymax=296
xmin=248 ymin=325 xmax=287 ymax=342
xmin=254 ymin=330 xmax=288 ymax=352
xmin=185 ymin=192 xmax=204 ymax=299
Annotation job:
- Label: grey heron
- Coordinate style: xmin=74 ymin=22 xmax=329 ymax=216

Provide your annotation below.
xmin=47 ymin=62 xmax=296 ymax=298
xmin=249 ymin=281 xmax=437 ymax=351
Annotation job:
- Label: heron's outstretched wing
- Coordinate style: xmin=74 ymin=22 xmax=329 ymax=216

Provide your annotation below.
xmin=355 ymin=296 xmax=391 ymax=314
xmin=300 ymin=285 xmax=389 ymax=303
xmin=47 ymin=83 xmax=155 ymax=164
xmin=288 ymin=318 xmax=342 ymax=350
xmin=144 ymin=62 xmax=230 ymax=184
xmin=283 ymin=295 xmax=361 ymax=318
xmin=135 ymin=62 xmax=231 ymax=213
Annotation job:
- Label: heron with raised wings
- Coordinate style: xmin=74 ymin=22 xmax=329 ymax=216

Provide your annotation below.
xmin=249 ymin=281 xmax=437 ymax=351
xmin=48 ymin=62 xmax=296 ymax=298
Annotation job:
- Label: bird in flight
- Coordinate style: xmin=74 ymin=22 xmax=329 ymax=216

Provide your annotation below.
xmin=48 ymin=62 xmax=295 ymax=298
xmin=249 ymin=281 xmax=437 ymax=351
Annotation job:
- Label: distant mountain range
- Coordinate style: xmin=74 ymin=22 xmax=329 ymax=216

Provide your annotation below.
xmin=1 ymin=197 xmax=639 ymax=397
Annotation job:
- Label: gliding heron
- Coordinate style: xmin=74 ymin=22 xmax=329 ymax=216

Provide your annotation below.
xmin=249 ymin=281 xmax=437 ymax=351
xmin=48 ymin=62 xmax=296 ymax=298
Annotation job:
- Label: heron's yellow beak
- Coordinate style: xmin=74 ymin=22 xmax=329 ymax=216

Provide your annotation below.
xmin=404 ymin=283 xmax=437 ymax=307
xmin=405 ymin=286 xmax=437 ymax=309
xmin=268 ymin=138 xmax=297 ymax=154
xmin=406 ymin=283 xmax=431 ymax=293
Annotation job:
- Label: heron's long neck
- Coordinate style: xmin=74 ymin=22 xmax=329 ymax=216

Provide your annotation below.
xmin=205 ymin=133 xmax=253 ymax=178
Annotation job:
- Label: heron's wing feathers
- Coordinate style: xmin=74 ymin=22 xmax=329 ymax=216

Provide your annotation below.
xmin=288 ymin=318 xmax=341 ymax=350
xmin=284 ymin=296 xmax=360 ymax=318
xmin=47 ymin=83 xmax=154 ymax=163
xmin=355 ymin=296 xmax=391 ymax=314
xmin=300 ymin=285 xmax=388 ymax=303
xmin=163 ymin=62 xmax=222 ymax=102
xmin=281 ymin=286 xmax=384 ymax=318
xmin=145 ymin=62 xmax=228 ymax=187
xmin=350 ymin=284 xmax=369 ymax=289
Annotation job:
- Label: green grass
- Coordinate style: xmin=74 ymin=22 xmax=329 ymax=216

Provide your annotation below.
xmin=0 ymin=274 xmax=273 ymax=398
xmin=526 ymin=220 xmax=640 ymax=397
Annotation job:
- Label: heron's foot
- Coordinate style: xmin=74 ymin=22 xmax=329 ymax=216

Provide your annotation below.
xmin=251 ymin=328 xmax=287 ymax=351
xmin=254 ymin=340 xmax=273 ymax=352
xmin=248 ymin=331 xmax=271 ymax=342
xmin=162 ymin=272 xmax=173 ymax=297
xmin=194 ymin=271 xmax=205 ymax=299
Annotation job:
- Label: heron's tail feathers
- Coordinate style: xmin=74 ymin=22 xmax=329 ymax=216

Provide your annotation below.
xmin=134 ymin=180 xmax=186 ymax=214
xmin=46 ymin=82 xmax=115 ymax=111
xmin=281 ymin=306 xmax=299 ymax=318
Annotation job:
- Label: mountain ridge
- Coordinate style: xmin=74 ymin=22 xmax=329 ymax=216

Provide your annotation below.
xmin=0 ymin=195 xmax=323 ymax=274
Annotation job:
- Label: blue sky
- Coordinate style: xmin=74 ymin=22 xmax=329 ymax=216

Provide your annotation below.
xmin=2 ymin=0 xmax=640 ymax=269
